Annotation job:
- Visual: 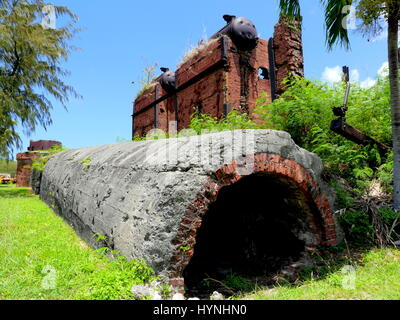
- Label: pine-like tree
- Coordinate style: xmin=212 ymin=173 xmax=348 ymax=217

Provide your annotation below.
xmin=0 ymin=0 xmax=79 ymax=158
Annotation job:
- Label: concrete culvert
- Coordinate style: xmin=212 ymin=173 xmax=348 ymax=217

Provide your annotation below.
xmin=39 ymin=130 xmax=342 ymax=293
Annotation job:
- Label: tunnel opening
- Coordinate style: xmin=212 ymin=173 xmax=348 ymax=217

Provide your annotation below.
xmin=183 ymin=173 xmax=324 ymax=297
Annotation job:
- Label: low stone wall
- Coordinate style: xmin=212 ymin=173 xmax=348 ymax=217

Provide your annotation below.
xmin=40 ymin=130 xmax=341 ymax=287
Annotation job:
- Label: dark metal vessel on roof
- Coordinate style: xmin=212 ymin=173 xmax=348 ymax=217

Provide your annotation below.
xmin=158 ymin=67 xmax=176 ymax=92
xmin=212 ymin=15 xmax=258 ymax=51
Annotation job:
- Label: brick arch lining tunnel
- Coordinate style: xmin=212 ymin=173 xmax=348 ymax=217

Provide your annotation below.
xmin=170 ymin=154 xmax=337 ymax=291
xmin=39 ymin=130 xmax=341 ymax=293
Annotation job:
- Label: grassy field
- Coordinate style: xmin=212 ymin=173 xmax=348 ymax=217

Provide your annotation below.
xmin=1 ymin=184 xmax=400 ymax=300
xmin=0 ymin=185 xmax=155 ymax=300
xmin=241 ymin=247 xmax=400 ymax=300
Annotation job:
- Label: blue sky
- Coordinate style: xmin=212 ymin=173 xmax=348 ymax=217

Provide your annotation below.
xmin=14 ymin=0 xmax=389 ymax=159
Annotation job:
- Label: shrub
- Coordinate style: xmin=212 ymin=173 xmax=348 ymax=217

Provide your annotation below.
xmin=31 ymin=144 xmax=68 ymax=172
xmin=255 ymin=76 xmax=392 ymax=194
xmin=339 ymin=210 xmax=374 ymax=243
xmin=189 ymin=110 xmax=258 ymax=134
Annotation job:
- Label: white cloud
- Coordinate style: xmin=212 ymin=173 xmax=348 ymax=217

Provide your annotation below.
xmin=360 ymin=77 xmax=377 ymax=89
xmin=351 ymin=69 xmax=360 ymax=82
xmin=321 ymin=66 xmax=342 ymax=83
xmin=321 ymin=66 xmax=360 ymax=83
xmin=378 ymin=61 xmax=389 ymax=77
xmin=321 ymin=61 xmax=390 ymax=89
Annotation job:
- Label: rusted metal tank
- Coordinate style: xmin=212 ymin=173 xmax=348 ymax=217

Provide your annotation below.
xmin=212 ymin=15 xmax=258 ymax=51
xmin=158 ymin=67 xmax=176 ymax=92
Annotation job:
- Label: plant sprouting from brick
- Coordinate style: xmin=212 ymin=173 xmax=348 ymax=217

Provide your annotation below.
xmin=179 ymin=246 xmax=190 ymax=252
xmin=177 ymin=37 xmax=220 ymax=68
xmin=134 ymin=63 xmax=159 ymax=99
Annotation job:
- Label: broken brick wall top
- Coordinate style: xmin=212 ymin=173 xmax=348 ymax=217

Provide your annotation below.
xmin=132 ymin=16 xmax=304 ymax=138
xmin=16 ymin=139 xmax=62 ymax=187
xmin=28 ymin=140 xmax=62 ymax=151
xmin=273 ymin=17 xmax=304 ymax=95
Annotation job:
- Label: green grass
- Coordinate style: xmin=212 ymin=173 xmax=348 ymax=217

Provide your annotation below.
xmin=240 ymin=248 xmax=400 ymax=300
xmin=0 ymin=185 xmax=155 ymax=300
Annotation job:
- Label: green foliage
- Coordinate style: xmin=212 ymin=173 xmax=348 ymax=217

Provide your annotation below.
xmin=223 ymin=272 xmax=254 ymax=292
xmin=339 ymin=210 xmax=374 ymax=242
xmin=179 ymin=246 xmax=189 ymax=252
xmin=255 ymin=76 xmax=392 ymax=193
xmin=76 ymin=255 xmax=155 ymax=300
xmin=132 ymin=110 xmax=258 ymax=142
xmin=80 ymin=156 xmax=91 ymax=171
xmin=255 ymin=78 xmax=340 ymax=145
xmin=132 ymin=134 xmax=148 ymax=142
xmin=0 ymin=186 xmax=156 ymax=300
xmin=376 ymin=152 xmax=394 ymax=193
xmin=93 ymin=233 xmax=107 ymax=243
xmin=160 ymin=283 xmax=172 ymax=298
xmin=330 ymin=182 xmax=355 ymax=209
xmin=379 ymin=206 xmax=400 ymax=226
xmin=0 ymin=158 xmax=16 ymax=176
xmin=31 ymin=144 xmax=67 ymax=172
xmin=190 ymin=110 xmax=258 ymax=134
xmin=356 ymin=0 xmax=388 ymax=37
xmin=134 ymin=63 xmax=158 ymax=99
xmin=0 ymin=0 xmax=80 ymax=158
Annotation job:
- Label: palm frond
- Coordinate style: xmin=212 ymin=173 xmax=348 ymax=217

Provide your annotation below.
xmin=322 ymin=0 xmax=353 ymax=50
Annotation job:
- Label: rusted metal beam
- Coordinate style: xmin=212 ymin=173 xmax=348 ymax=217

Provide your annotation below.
xmin=330 ymin=118 xmax=391 ymax=155
xmin=268 ymin=38 xmax=277 ymax=101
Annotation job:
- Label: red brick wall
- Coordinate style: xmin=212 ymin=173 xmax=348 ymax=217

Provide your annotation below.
xmin=16 ymin=152 xmax=39 ymax=187
xmin=133 ymin=18 xmax=305 ymax=137
xmin=225 ymin=38 xmax=271 ymax=118
xmin=273 ymin=16 xmax=304 ymax=94
xmin=16 ymin=140 xmax=61 ymax=187
xmin=28 ymin=140 xmax=61 ymax=151
xmin=133 ymin=35 xmax=276 ymax=137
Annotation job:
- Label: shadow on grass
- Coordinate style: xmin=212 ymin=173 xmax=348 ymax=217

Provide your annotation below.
xmin=0 ymin=186 xmax=35 ymax=198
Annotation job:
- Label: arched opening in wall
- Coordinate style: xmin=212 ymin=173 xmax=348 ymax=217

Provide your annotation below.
xmin=183 ymin=173 xmax=324 ymax=296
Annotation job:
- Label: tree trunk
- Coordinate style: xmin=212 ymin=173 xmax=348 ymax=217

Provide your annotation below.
xmin=388 ymin=2 xmax=400 ymax=210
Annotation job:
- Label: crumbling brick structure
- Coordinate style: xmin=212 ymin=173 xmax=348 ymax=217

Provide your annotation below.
xmin=16 ymin=140 xmax=61 ymax=187
xmin=132 ymin=15 xmax=304 ymax=137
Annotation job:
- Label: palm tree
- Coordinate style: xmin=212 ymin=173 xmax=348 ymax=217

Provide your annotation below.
xmin=279 ymin=0 xmax=400 ymax=211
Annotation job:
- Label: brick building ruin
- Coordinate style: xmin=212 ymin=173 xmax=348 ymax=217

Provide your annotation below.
xmin=132 ymin=15 xmax=304 ymax=137
xmin=16 ymin=140 xmax=61 ymax=187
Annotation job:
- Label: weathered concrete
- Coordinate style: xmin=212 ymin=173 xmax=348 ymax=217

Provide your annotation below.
xmin=40 ymin=130 xmax=341 ymax=284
